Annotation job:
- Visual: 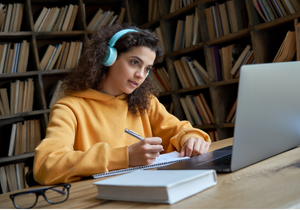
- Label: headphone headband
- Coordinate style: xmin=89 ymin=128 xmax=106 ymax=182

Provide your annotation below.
xmin=108 ymin=29 xmax=138 ymax=47
xmin=102 ymin=29 xmax=138 ymax=67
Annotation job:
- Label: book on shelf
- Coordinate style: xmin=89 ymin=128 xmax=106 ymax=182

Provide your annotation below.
xmin=192 ymin=9 xmax=201 ymax=45
xmin=273 ymin=31 xmax=296 ymax=62
xmin=8 ymin=123 xmax=17 ymax=156
xmin=61 ymin=4 xmax=74 ymax=31
xmin=219 ymin=45 xmax=233 ymax=80
xmin=47 ymin=80 xmax=64 ymax=108
xmin=40 ymin=45 xmax=55 ymax=70
xmin=155 ymin=27 xmax=166 ymax=53
xmin=148 ymin=0 xmax=159 ymax=21
xmin=211 ymin=46 xmax=223 ymax=81
xmin=185 ymin=14 xmax=194 ymax=48
xmin=225 ymin=98 xmax=237 ymax=122
xmin=208 ymin=130 xmax=218 ymax=142
xmin=94 ymin=170 xmax=217 ymax=204
xmin=199 ymin=93 xmax=215 ymax=123
xmin=115 ymin=7 xmax=126 ymax=25
xmin=185 ymin=95 xmax=204 ymax=125
xmin=192 ymin=60 xmax=209 ymax=84
xmin=193 ymin=95 xmax=211 ymax=124
xmin=205 ymin=7 xmax=215 ymax=40
xmin=180 ymin=97 xmax=196 ymax=125
xmin=185 ymin=57 xmax=206 ymax=86
xmin=173 ymin=20 xmax=185 ymax=51
xmin=180 ymin=56 xmax=197 ymax=87
xmin=0 ymin=88 xmax=10 ymax=115
xmin=230 ymin=45 xmax=251 ymax=77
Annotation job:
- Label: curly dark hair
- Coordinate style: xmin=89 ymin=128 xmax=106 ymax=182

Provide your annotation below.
xmin=63 ymin=23 xmax=164 ymax=115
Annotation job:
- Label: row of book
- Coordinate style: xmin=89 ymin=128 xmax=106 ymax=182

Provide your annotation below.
xmin=254 ymin=0 xmax=300 ymax=22
xmin=8 ymin=119 xmax=41 ymax=157
xmin=40 ymin=41 xmax=83 ymax=71
xmin=149 ymin=67 xmax=171 ymax=93
xmin=180 ymin=93 xmax=215 ymax=125
xmin=169 ymin=0 xmax=196 ymax=13
xmin=205 ymin=0 xmax=244 ymax=40
xmin=0 ymin=3 xmax=24 ymax=32
xmin=87 ymin=7 xmax=125 ymax=31
xmin=0 ymin=162 xmax=29 ymax=193
xmin=0 ymin=40 xmax=30 ymax=74
xmin=34 ymin=4 xmax=78 ymax=32
xmin=148 ymin=0 xmax=159 ymax=22
xmin=212 ymin=44 xmax=254 ymax=81
xmin=173 ymin=11 xmax=201 ymax=51
xmin=0 ymin=78 xmax=35 ymax=116
xmin=173 ymin=57 xmax=209 ymax=89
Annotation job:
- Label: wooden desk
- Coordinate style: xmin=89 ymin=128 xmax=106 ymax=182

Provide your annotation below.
xmin=1 ymin=138 xmax=300 ymax=209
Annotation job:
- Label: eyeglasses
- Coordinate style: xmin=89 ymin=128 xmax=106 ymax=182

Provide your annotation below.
xmin=10 ymin=183 xmax=71 ymax=209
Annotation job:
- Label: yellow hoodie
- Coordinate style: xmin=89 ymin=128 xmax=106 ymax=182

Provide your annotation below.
xmin=33 ymin=89 xmax=210 ymax=185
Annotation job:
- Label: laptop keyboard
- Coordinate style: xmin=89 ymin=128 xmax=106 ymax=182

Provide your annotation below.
xmin=199 ymin=154 xmax=232 ymax=166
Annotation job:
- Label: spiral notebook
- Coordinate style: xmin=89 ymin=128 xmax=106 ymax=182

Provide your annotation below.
xmin=92 ymin=151 xmax=190 ymax=179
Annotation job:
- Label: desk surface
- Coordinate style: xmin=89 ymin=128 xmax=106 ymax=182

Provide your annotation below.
xmin=1 ymin=138 xmax=300 ymax=209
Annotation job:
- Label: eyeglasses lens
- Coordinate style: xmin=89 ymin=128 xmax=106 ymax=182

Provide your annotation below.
xmin=45 ymin=186 xmax=68 ymax=203
xmin=14 ymin=193 xmax=37 ymax=209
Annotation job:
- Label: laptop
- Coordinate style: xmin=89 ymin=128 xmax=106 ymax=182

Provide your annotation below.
xmin=159 ymin=61 xmax=300 ymax=172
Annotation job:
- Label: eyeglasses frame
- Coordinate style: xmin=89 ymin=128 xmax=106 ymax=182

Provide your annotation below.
xmin=9 ymin=183 xmax=71 ymax=209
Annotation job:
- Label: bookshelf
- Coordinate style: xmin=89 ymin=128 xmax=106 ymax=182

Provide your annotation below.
xmin=0 ymin=0 xmax=299 ymax=193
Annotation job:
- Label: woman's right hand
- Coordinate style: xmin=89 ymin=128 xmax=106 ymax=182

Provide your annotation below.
xmin=128 ymin=137 xmax=164 ymax=167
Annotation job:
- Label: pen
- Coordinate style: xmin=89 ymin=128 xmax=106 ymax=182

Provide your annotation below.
xmin=124 ymin=128 xmax=164 ymax=151
xmin=125 ymin=128 xmax=144 ymax=140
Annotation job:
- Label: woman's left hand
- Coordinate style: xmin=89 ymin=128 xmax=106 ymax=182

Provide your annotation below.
xmin=179 ymin=138 xmax=210 ymax=157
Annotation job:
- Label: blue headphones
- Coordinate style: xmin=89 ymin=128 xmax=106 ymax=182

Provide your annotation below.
xmin=102 ymin=29 xmax=138 ymax=67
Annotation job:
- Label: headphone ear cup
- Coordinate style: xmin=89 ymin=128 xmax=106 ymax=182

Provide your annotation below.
xmin=102 ymin=46 xmax=117 ymax=66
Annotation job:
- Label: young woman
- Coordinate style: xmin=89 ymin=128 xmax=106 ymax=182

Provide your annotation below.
xmin=33 ymin=24 xmax=211 ymax=185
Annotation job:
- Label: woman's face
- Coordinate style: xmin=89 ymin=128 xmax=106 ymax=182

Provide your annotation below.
xmin=99 ymin=46 xmax=156 ymax=96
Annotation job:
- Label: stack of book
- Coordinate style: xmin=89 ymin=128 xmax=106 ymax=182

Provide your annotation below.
xmin=34 ymin=4 xmax=79 ymax=32
xmin=253 ymin=0 xmax=300 ymax=22
xmin=180 ymin=93 xmax=215 ymax=126
xmin=87 ymin=7 xmax=125 ymax=31
xmin=173 ymin=11 xmax=201 ymax=51
xmin=211 ymin=44 xmax=254 ymax=81
xmin=173 ymin=57 xmax=208 ymax=89
xmin=148 ymin=67 xmax=171 ymax=93
xmin=0 ymin=162 xmax=30 ymax=193
xmin=8 ymin=119 xmax=41 ymax=157
xmin=0 ymin=78 xmax=35 ymax=116
xmin=205 ymin=0 xmax=245 ymax=40
xmin=39 ymin=41 xmax=83 ymax=71
xmin=169 ymin=0 xmax=196 ymax=13
xmin=273 ymin=30 xmax=296 ymax=62
xmin=148 ymin=0 xmax=159 ymax=21
xmin=0 ymin=41 xmax=30 ymax=74
xmin=0 ymin=3 xmax=24 ymax=32
xmin=225 ymin=98 xmax=237 ymax=123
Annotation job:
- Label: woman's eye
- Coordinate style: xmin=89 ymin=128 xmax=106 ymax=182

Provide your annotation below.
xmin=131 ymin=60 xmax=139 ymax=66
xmin=145 ymin=67 xmax=152 ymax=72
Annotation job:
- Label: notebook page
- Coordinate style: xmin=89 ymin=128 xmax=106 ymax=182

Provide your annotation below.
xmin=151 ymin=151 xmax=189 ymax=165
xmin=92 ymin=151 xmax=190 ymax=179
